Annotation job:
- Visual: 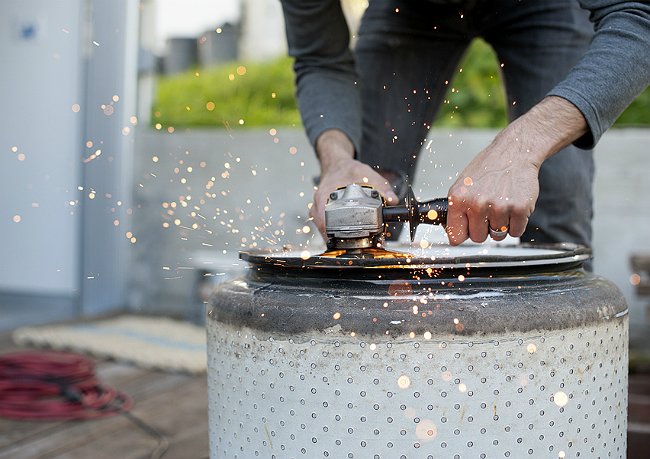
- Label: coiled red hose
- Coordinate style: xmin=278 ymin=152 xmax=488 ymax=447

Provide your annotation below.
xmin=0 ymin=350 xmax=133 ymax=421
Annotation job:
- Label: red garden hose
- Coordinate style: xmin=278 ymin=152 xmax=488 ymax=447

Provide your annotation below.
xmin=0 ymin=350 xmax=133 ymax=421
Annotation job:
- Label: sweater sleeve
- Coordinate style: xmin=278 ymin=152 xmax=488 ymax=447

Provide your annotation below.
xmin=279 ymin=0 xmax=362 ymax=154
xmin=547 ymin=0 xmax=650 ymax=149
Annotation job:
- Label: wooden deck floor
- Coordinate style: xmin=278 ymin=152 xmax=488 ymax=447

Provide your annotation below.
xmin=3 ymin=333 xmax=650 ymax=459
xmin=0 ymin=335 xmax=209 ymax=459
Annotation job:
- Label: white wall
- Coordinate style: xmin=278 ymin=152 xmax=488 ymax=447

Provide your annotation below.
xmin=0 ymin=0 xmax=141 ymax=331
xmin=0 ymin=0 xmax=84 ymax=295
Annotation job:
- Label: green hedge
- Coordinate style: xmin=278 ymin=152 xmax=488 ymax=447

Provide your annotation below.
xmin=152 ymin=39 xmax=649 ymax=130
xmin=152 ymin=58 xmax=301 ymax=129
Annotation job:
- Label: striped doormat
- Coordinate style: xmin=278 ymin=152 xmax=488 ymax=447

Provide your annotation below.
xmin=12 ymin=315 xmax=207 ymax=374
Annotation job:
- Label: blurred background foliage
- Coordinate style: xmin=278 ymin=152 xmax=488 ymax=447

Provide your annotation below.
xmin=152 ymin=39 xmax=649 ymax=130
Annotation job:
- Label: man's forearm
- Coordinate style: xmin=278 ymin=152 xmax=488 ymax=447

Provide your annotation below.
xmin=316 ymin=129 xmax=356 ymax=174
xmin=280 ymin=0 xmax=363 ymax=153
xmin=497 ymin=96 xmax=589 ymax=166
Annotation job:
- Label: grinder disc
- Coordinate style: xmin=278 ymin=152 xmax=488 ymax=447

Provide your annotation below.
xmin=240 ymin=243 xmax=591 ymax=272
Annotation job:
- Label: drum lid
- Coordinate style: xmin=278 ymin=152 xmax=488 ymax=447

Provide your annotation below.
xmin=240 ymin=242 xmax=591 ymax=272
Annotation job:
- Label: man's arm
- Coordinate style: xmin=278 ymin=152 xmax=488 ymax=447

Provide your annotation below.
xmin=280 ymin=0 xmax=398 ymax=238
xmin=280 ymin=0 xmax=362 ymax=152
xmin=550 ymin=0 xmax=650 ymax=148
xmin=446 ymin=0 xmax=650 ymax=245
xmin=446 ymin=96 xmax=588 ymax=245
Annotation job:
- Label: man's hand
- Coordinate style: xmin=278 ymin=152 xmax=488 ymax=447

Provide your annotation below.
xmin=445 ymin=96 xmax=589 ymax=245
xmin=446 ymin=130 xmax=541 ymax=245
xmin=311 ymin=130 xmax=398 ymax=239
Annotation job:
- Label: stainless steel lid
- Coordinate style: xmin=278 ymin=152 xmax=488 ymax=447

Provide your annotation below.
xmin=240 ymin=242 xmax=591 ymax=272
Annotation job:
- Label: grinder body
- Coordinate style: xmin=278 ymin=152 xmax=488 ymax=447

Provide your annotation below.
xmin=324 ymin=183 xmax=448 ymax=250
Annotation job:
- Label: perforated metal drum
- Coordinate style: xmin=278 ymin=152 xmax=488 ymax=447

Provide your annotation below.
xmin=207 ymin=243 xmax=628 ymax=458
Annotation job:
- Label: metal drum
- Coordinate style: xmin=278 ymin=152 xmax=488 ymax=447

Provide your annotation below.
xmin=207 ymin=243 xmax=628 ymax=459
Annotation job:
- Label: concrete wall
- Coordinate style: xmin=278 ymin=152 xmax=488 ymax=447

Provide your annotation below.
xmin=132 ymin=128 xmax=650 ymax=339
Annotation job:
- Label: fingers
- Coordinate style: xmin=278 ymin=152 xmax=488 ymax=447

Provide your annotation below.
xmin=446 ymin=196 xmax=534 ymax=245
xmin=309 ymin=194 xmax=327 ymax=240
xmin=445 ymin=197 xmax=469 ymax=246
xmin=506 ymin=207 xmax=529 ymax=238
xmin=486 ymin=205 xmax=510 ymax=242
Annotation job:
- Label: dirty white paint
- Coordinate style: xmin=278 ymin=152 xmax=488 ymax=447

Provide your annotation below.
xmin=208 ymin=318 xmax=627 ymax=458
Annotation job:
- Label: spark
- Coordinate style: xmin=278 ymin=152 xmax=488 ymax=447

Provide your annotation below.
xmin=553 ymin=391 xmax=568 ymax=407
xmin=397 ymin=375 xmax=411 ymax=389
xmin=83 ymin=149 xmax=102 ymax=164
xmin=12 ymin=215 xmax=21 ymax=223
xmin=102 ymin=104 xmax=114 ymax=116
xmin=415 ymin=419 xmax=438 ymax=441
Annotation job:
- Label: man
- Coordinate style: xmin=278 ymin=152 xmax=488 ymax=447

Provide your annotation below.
xmin=279 ymin=0 xmax=649 ymax=247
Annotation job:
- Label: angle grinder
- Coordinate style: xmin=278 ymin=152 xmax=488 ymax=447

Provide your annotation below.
xmin=324 ymin=183 xmax=448 ymax=252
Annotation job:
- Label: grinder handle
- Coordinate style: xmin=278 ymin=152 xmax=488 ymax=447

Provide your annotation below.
xmin=382 ymin=187 xmax=448 ymax=241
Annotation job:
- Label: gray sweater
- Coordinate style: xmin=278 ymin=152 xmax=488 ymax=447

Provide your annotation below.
xmin=280 ymin=0 xmax=650 ymax=152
